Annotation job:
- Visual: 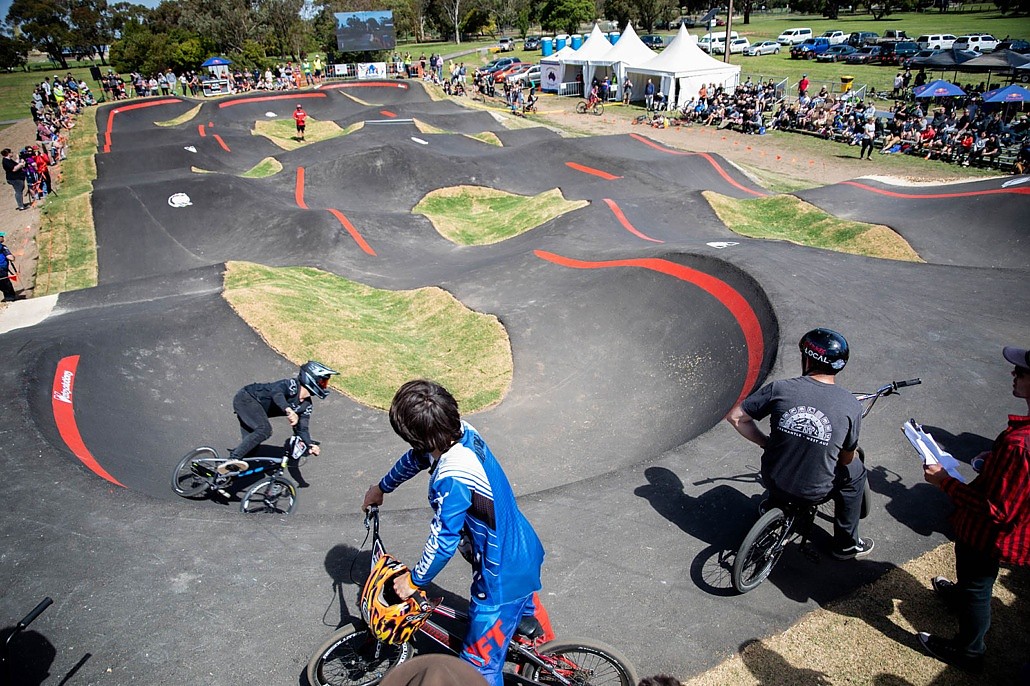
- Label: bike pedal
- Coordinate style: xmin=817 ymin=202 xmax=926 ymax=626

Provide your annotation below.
xmin=216 ymin=488 xmax=232 ymax=499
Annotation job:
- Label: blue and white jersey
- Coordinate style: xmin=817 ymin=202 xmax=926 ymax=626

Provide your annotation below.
xmin=379 ymin=421 xmax=544 ymax=604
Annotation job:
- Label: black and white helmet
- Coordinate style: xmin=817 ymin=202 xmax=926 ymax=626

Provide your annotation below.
xmin=799 ymin=328 xmax=849 ymax=374
xmin=298 ymin=360 xmax=337 ymax=399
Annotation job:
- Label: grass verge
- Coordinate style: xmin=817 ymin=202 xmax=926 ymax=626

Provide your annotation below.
xmin=240 ymin=157 xmax=284 ymax=178
xmin=35 ymin=114 xmax=99 ymax=295
xmin=683 ymin=543 xmax=1029 ymax=686
xmin=414 ymin=119 xmax=504 ymax=146
xmin=222 ymin=261 xmax=512 ymax=411
xmin=251 ymin=118 xmax=359 ymax=150
xmin=703 ymin=191 xmax=922 ymax=262
xmin=155 ymin=104 xmax=202 ymax=127
xmin=414 ymin=185 xmax=588 ymax=245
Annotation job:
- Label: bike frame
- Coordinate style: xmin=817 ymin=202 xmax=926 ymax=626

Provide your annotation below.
xmin=193 ymin=434 xmax=309 ymax=485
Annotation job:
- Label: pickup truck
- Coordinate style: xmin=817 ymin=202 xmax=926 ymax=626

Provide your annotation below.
xmin=820 ymin=30 xmax=848 ymax=45
xmin=791 ymin=37 xmax=832 ymax=59
xmin=878 ymin=29 xmax=910 ymax=43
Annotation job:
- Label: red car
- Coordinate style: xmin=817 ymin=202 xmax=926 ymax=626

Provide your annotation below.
xmin=494 ymin=63 xmax=531 ymax=83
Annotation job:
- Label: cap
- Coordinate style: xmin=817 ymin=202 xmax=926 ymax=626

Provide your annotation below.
xmin=1003 ymin=346 xmax=1030 ymax=370
xmin=0 ymin=232 xmax=5 ymax=237
xmin=296 ymin=104 xmax=302 ymax=109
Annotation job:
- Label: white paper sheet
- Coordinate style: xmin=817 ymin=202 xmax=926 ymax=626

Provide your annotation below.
xmin=902 ymin=420 xmax=967 ymax=483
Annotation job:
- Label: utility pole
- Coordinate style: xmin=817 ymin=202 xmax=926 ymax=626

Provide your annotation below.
xmin=724 ymin=0 xmax=733 ymax=63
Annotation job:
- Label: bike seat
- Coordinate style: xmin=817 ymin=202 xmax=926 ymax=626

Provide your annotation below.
xmin=515 ymin=615 xmax=544 ymax=641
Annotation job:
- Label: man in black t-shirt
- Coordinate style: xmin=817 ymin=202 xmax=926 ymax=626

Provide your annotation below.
xmin=726 ymin=328 xmax=873 ymax=559
xmin=2 ymin=148 xmax=28 ymax=211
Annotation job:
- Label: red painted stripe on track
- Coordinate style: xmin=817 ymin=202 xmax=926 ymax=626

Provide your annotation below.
xmin=604 ymin=199 xmax=663 ymax=243
xmin=327 ymin=209 xmax=377 ymax=256
xmin=213 ymin=134 xmax=231 ymax=152
xmin=840 ymin=180 xmax=1030 ymax=199
xmin=566 ymin=162 xmax=621 ymax=180
xmin=629 ymin=133 xmax=767 ymax=197
xmin=380 ymin=110 xmax=397 ymax=118
xmin=52 ymin=356 xmax=126 ymax=487
xmin=321 ymin=82 xmax=408 ymax=90
xmin=102 ymin=98 xmax=182 ymax=153
xmin=534 ymin=251 xmax=764 ymax=404
xmin=295 ymin=167 xmax=307 ymax=209
xmin=198 ymin=124 xmax=206 ymax=137
xmin=218 ymin=92 xmax=327 ymax=108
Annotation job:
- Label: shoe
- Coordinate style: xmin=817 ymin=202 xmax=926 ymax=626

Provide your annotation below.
xmin=931 ymin=576 xmax=960 ymax=612
xmin=917 ymin=632 xmax=984 ymax=674
xmin=832 ymin=537 xmax=875 ymax=560
xmin=216 ymin=459 xmax=249 ymax=475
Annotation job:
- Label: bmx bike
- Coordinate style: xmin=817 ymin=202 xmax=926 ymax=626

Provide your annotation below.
xmin=171 ymin=433 xmax=313 ymax=514
xmin=575 ymin=99 xmax=603 ymax=116
xmin=731 ymin=378 xmax=921 ymax=594
xmin=306 ymin=507 xmax=639 ymax=686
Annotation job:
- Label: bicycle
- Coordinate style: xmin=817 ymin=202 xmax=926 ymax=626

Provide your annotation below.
xmin=731 ymin=378 xmax=921 ymax=594
xmin=575 ymin=99 xmax=603 ymax=116
xmin=2 ymin=597 xmax=52 ymax=677
xmin=306 ymin=507 xmax=638 ymax=686
xmin=171 ymin=432 xmax=313 ymax=514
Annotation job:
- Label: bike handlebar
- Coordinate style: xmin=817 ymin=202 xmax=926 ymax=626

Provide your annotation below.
xmin=894 ymin=378 xmax=921 ymax=389
xmin=17 ymin=597 xmax=52 ymax=630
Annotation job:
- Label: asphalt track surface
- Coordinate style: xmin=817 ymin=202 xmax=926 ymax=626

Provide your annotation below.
xmin=1 ymin=83 xmax=1027 ymax=684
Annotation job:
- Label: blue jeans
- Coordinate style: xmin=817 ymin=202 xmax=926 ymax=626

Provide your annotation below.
xmin=7 ymin=178 xmax=25 ymax=209
xmin=951 ymin=540 xmax=999 ymax=656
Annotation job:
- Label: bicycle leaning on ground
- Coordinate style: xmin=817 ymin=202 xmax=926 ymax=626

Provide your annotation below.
xmin=731 ymin=378 xmax=921 ymax=594
xmin=171 ymin=431 xmax=313 ymax=514
xmin=306 ymin=507 xmax=639 ymax=686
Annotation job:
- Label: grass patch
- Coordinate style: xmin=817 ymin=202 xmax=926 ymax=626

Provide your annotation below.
xmin=240 ymin=157 xmax=284 ymax=178
xmin=35 ymin=114 xmax=99 ymax=296
xmin=414 ymin=186 xmax=588 ymax=245
xmin=155 ymin=104 xmax=202 ymax=127
xmin=467 ymin=131 xmax=503 ymax=146
xmin=251 ymin=117 xmax=356 ymax=150
xmin=413 ymin=120 xmax=503 ymax=146
xmin=684 ymin=543 xmax=1030 ymax=686
xmin=414 ymin=119 xmax=449 ymax=135
xmin=704 ymin=191 xmax=922 ymax=261
xmin=222 ymin=261 xmax=512 ymax=411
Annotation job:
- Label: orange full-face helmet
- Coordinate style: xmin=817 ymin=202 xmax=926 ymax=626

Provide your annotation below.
xmin=360 ymin=553 xmax=439 ymax=644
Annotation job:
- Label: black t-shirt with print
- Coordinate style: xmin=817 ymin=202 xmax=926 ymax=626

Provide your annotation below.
xmin=742 ymin=376 xmax=862 ymax=500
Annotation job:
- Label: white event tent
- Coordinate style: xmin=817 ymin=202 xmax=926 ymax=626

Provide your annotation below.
xmin=584 ymin=23 xmax=657 ymax=100
xmin=626 ymin=24 xmax=740 ymax=108
xmin=546 ymin=23 xmax=616 ymax=95
xmin=540 ymin=44 xmax=579 ymax=93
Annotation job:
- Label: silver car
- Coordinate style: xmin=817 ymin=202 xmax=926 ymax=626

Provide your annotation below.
xmin=745 ymin=40 xmax=780 ymax=56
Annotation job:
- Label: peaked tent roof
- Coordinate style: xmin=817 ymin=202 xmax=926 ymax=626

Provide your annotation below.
xmin=629 ymin=23 xmax=739 ymax=76
xmin=541 ymin=44 xmax=579 ymax=64
xmin=590 ymin=22 xmax=656 ymax=66
xmin=562 ymin=24 xmax=622 ymax=64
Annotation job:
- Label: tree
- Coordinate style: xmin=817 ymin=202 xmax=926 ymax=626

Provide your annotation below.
xmin=178 ymin=0 xmax=263 ymax=55
xmin=0 ymin=33 xmax=31 ymax=71
xmin=539 ymin=0 xmax=593 ymax=35
xmin=633 ymin=0 xmax=674 ymax=32
xmin=69 ymin=0 xmax=112 ymax=64
xmin=7 ymin=0 xmax=74 ymax=68
xmin=259 ymin=0 xmax=303 ymax=59
xmin=603 ymin=0 xmax=634 ymax=33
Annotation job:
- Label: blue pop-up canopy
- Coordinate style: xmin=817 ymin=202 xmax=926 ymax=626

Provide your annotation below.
xmin=201 ymin=56 xmax=232 ymax=67
xmin=982 ymin=83 xmax=1030 ymax=103
xmin=913 ymin=79 xmax=965 ymax=98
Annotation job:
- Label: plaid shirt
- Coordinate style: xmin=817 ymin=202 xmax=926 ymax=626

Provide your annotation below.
xmin=942 ymin=414 xmax=1030 ymax=565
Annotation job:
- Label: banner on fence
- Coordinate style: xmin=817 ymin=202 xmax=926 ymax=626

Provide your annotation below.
xmin=357 ymin=62 xmax=387 ymax=79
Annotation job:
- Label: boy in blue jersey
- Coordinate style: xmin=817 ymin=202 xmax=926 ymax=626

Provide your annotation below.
xmin=362 ymin=380 xmax=550 ymax=686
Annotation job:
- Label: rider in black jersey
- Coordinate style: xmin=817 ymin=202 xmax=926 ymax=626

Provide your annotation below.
xmin=228 ymin=361 xmax=337 ymax=462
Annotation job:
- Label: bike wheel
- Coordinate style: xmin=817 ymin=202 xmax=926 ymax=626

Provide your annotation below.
xmin=171 ymin=448 xmax=216 ymax=498
xmin=523 ymin=637 xmax=638 ymax=686
xmin=732 ymin=508 xmax=790 ymax=594
xmin=306 ymin=623 xmax=412 ymax=686
xmin=593 ymin=102 xmax=604 ymax=116
xmin=575 ymin=101 xmax=587 ymax=114
xmin=240 ymin=476 xmax=297 ymax=514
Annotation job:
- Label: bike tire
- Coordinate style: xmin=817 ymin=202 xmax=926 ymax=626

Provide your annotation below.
xmin=522 ymin=637 xmax=638 ymax=686
xmin=575 ymin=101 xmax=587 ymax=114
xmin=732 ymin=508 xmax=789 ymax=594
xmin=239 ymin=476 xmax=297 ymax=514
xmin=593 ymin=102 xmax=604 ymax=116
xmin=306 ymin=622 xmax=412 ymax=686
xmin=171 ymin=447 xmax=217 ymax=498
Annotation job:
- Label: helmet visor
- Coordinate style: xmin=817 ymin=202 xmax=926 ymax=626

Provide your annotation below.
xmin=316 ymin=375 xmax=330 ymax=390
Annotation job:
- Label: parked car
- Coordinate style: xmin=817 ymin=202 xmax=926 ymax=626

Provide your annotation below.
xmin=745 ymin=40 xmax=781 ymax=56
xmin=953 ymin=34 xmax=998 ymax=52
xmin=878 ymin=29 xmax=909 ymax=43
xmin=815 ymin=44 xmax=857 ymax=62
xmin=476 ymin=56 xmax=521 ymax=77
xmin=995 ymin=38 xmax=1029 ymax=53
xmin=845 ymin=45 xmax=882 ymax=64
xmin=878 ymin=41 xmax=920 ymax=65
xmin=848 ymin=31 xmax=879 ymax=48
xmin=820 ymin=30 xmax=848 ymax=45
xmin=640 ymin=34 xmax=666 ymax=50
xmin=523 ymin=35 xmax=541 ymax=50
xmin=777 ymin=27 xmax=813 ymax=45
xmin=509 ymin=64 xmax=541 ymax=87
xmin=495 ymin=62 xmax=530 ymax=82
xmin=791 ymin=37 xmax=832 ymax=59
xmin=498 ymin=37 xmax=516 ymax=52
xmin=902 ymin=49 xmax=941 ymax=68
xmin=915 ymin=33 xmax=956 ymax=50
xmin=714 ymin=37 xmax=751 ymax=55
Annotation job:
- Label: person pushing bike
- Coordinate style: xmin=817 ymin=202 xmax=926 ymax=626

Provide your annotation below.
xmin=362 ymin=380 xmax=551 ymax=686
xmin=725 ymin=328 xmax=874 ymax=560
xmin=226 ymin=361 xmax=337 ymax=467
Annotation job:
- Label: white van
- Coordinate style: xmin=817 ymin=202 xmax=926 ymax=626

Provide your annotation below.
xmin=777 ymin=27 xmax=813 ymax=46
xmin=953 ymin=34 xmax=998 ymax=52
xmin=915 ymin=33 xmax=956 ymax=50
xmin=699 ymin=31 xmax=739 ymax=53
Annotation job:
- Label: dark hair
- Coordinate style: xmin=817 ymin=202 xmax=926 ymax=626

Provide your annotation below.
xmin=637 ymin=677 xmax=681 ymax=686
xmin=1 ymin=149 xmax=10 ymax=157
xmin=389 ymin=380 xmax=462 ymax=455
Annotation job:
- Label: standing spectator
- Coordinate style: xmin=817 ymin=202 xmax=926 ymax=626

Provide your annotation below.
xmin=33 ymin=147 xmax=52 ymax=197
xmin=859 ymin=117 xmax=876 ymax=159
xmin=313 ymin=55 xmax=323 ymax=83
xmin=0 ymin=232 xmax=17 ymax=301
xmin=918 ymin=345 xmax=1030 ymax=674
xmin=293 ymin=104 xmax=307 ymax=141
xmin=903 ymin=68 xmax=913 ymax=91
xmin=622 ymin=76 xmax=633 ymax=104
xmin=2 ymin=148 xmax=28 ymax=211
xmin=893 ymin=72 xmax=903 ymax=99
xmin=644 ymin=78 xmax=655 ymax=111
xmin=798 ymin=73 xmax=810 ymax=98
